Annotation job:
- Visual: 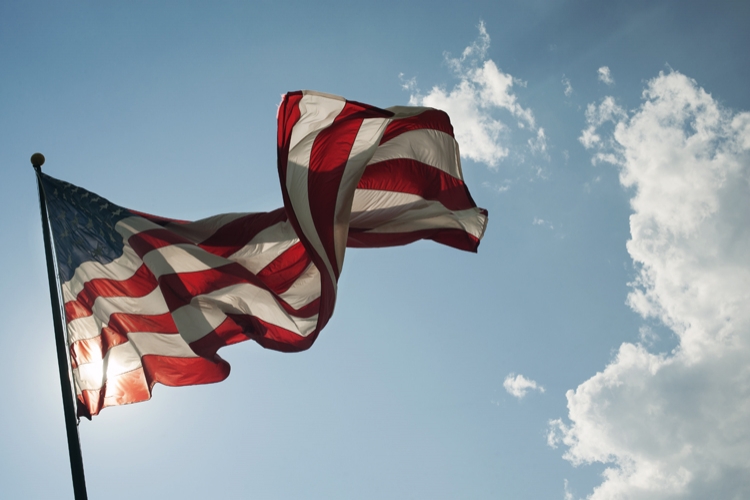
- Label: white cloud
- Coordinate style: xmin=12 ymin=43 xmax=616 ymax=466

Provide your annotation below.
xmin=638 ymin=325 xmax=659 ymax=346
xmin=564 ymin=479 xmax=575 ymax=500
xmin=579 ymin=96 xmax=627 ymax=152
xmin=482 ymin=180 xmax=510 ymax=193
xmin=583 ymin=175 xmax=602 ymax=193
xmin=532 ymin=217 xmax=554 ymax=230
xmin=405 ymin=22 xmax=542 ymax=168
xmin=398 ymin=72 xmax=417 ymax=92
xmin=503 ymin=373 xmax=545 ymax=398
xmin=562 ymin=75 xmax=573 ymax=97
xmin=552 ymin=71 xmax=750 ymax=499
xmin=529 ymin=127 xmax=548 ymax=156
xmin=598 ymin=66 xmax=615 ymax=85
xmin=532 ymin=165 xmax=550 ymax=181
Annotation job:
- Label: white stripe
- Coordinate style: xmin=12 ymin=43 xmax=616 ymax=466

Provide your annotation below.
xmin=332 ymin=117 xmax=391 ymax=272
xmin=278 ymin=262 xmax=321 ymax=310
xmin=67 ymin=315 xmax=105 ymax=344
xmin=350 ymin=189 xmax=426 ymax=226
xmin=199 ymin=282 xmax=316 ymax=337
xmin=170 ymin=299 xmax=228 ymax=344
xmin=385 ymin=106 xmax=436 ymax=119
xmin=350 ymin=190 xmax=487 ymax=240
xmin=61 ymin=245 xmax=143 ymax=302
xmin=285 ymin=93 xmax=344 ymax=293
xmin=366 ymin=207 xmax=487 ymax=240
xmin=289 ymin=91 xmax=346 ymax=151
xmin=67 ymin=287 xmax=169 ymax=343
xmin=172 ymin=282 xmax=319 ymax=344
xmin=164 ymin=212 xmax=250 ymax=243
xmin=128 ymin=331 xmax=198 ymax=358
xmin=142 ymin=243 xmax=231 ymax=279
xmin=368 ymin=129 xmax=463 ymax=179
xmin=115 ymin=215 xmax=165 ymax=241
xmin=228 ymin=220 xmax=300 ymax=273
xmin=74 ymin=332 xmax=198 ymax=367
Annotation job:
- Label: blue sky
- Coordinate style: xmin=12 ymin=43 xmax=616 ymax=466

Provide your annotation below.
xmin=2 ymin=1 xmax=749 ymax=499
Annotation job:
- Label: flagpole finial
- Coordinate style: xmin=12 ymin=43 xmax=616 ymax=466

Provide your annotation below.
xmin=31 ymin=152 xmax=45 ymax=169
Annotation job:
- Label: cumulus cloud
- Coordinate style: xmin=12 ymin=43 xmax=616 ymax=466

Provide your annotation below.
xmin=598 ymin=66 xmax=615 ymax=85
xmin=503 ymin=373 xmax=545 ymax=398
xmin=551 ymin=71 xmax=750 ymax=499
xmin=404 ymin=22 xmax=543 ymax=168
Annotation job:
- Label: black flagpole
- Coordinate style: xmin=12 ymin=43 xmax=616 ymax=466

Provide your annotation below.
xmin=32 ymin=153 xmax=89 ymax=500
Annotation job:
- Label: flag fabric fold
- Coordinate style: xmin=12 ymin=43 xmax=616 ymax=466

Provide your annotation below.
xmin=41 ymin=90 xmax=488 ymax=418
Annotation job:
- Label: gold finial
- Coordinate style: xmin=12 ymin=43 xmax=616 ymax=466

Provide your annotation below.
xmin=31 ymin=152 xmax=46 ymax=168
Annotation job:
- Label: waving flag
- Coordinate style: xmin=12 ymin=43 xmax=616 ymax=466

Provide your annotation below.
xmin=41 ymin=90 xmax=488 ymax=418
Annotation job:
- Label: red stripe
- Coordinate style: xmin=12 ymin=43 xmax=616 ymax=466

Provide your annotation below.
xmin=103 ymin=368 xmax=151 ymax=407
xmin=228 ymin=314 xmax=317 ymax=352
xmin=256 ymin=241 xmax=312 ymax=294
xmin=157 ymin=263 xmax=258 ymax=311
xmin=70 ymin=327 xmax=127 ymax=369
xmin=77 ymin=366 xmax=151 ymax=418
xmin=129 ymin=210 xmax=186 ymax=226
xmin=339 ymin=98 xmax=394 ymax=120
xmin=188 ymin=307 xmax=322 ymax=359
xmin=129 ymin=211 xmax=289 ymax=259
xmin=380 ymin=109 xmax=455 ymax=144
xmin=141 ymin=354 xmax=230 ymax=387
xmin=127 ymin=211 xmax=290 ymax=260
xmin=277 ymin=92 xmax=304 ymax=174
xmin=188 ymin=316 xmax=253 ymax=359
xmin=198 ymin=209 xmax=288 ymax=257
xmin=77 ymin=393 xmax=96 ymax=419
xmin=251 ymin=316 xmax=318 ymax=352
xmin=128 ymin=228 xmax=193 ymax=257
xmin=64 ymin=300 xmax=91 ymax=322
xmin=66 ymin=264 xmax=157 ymax=316
xmin=68 ymin=312 xmax=178 ymax=349
xmin=358 ymin=159 xmax=478 ymax=212
xmin=69 ymin=312 xmax=179 ymax=368
xmin=107 ymin=311 xmax=179 ymax=334
xmin=277 ymin=93 xmax=334 ymax=336
xmin=307 ymin=103 xmax=364 ymax=279
xmin=156 ymin=260 xmax=317 ymax=317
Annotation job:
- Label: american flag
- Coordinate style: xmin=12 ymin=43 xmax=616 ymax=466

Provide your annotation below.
xmin=41 ymin=91 xmax=488 ymax=418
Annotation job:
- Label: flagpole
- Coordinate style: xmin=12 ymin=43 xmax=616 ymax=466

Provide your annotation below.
xmin=32 ymin=153 xmax=89 ymax=500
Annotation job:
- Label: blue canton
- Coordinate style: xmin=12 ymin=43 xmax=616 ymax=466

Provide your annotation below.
xmin=40 ymin=173 xmax=133 ymax=283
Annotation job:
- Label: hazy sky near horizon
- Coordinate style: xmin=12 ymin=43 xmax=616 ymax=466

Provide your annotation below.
xmin=2 ymin=2 xmax=749 ymax=499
